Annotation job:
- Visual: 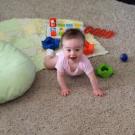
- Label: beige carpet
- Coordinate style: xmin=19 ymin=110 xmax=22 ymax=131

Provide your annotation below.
xmin=0 ymin=0 xmax=135 ymax=135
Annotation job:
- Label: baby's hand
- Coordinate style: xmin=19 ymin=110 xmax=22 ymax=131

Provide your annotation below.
xmin=61 ymin=88 xmax=71 ymax=96
xmin=93 ymin=89 xmax=105 ymax=97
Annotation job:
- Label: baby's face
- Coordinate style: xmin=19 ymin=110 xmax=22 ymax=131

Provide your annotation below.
xmin=62 ymin=38 xmax=84 ymax=62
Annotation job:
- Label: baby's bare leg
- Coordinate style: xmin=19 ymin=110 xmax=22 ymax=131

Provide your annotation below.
xmin=44 ymin=55 xmax=57 ymax=69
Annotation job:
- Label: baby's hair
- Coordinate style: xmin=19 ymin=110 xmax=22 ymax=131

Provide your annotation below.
xmin=61 ymin=28 xmax=85 ymax=45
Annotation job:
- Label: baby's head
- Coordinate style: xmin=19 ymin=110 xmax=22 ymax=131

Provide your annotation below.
xmin=61 ymin=28 xmax=85 ymax=61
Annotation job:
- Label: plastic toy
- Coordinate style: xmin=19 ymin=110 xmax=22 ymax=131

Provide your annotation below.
xmin=49 ymin=18 xmax=57 ymax=27
xmin=120 ymin=53 xmax=128 ymax=62
xmin=50 ymin=28 xmax=57 ymax=36
xmin=47 ymin=18 xmax=84 ymax=38
xmin=95 ymin=64 xmax=113 ymax=78
xmin=83 ymin=40 xmax=94 ymax=55
xmin=42 ymin=36 xmax=60 ymax=50
xmin=84 ymin=26 xmax=115 ymax=39
xmin=49 ymin=18 xmax=57 ymax=36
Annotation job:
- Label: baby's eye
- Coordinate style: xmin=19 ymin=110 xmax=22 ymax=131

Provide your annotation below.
xmin=67 ymin=49 xmax=71 ymax=52
xmin=75 ymin=49 xmax=80 ymax=52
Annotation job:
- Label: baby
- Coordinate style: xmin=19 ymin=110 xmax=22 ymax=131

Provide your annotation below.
xmin=44 ymin=28 xmax=105 ymax=97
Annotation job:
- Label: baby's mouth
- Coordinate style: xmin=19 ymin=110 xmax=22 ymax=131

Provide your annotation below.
xmin=70 ymin=56 xmax=77 ymax=60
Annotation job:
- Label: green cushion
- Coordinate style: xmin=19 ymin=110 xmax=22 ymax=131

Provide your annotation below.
xmin=0 ymin=43 xmax=36 ymax=103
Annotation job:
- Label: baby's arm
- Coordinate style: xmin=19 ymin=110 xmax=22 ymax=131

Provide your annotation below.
xmin=87 ymin=71 xmax=105 ymax=96
xmin=57 ymin=71 xmax=71 ymax=96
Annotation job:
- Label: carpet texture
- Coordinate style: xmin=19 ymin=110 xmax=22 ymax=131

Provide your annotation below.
xmin=0 ymin=0 xmax=135 ymax=135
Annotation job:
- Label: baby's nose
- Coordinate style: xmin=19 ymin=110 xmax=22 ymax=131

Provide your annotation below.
xmin=71 ymin=50 xmax=75 ymax=56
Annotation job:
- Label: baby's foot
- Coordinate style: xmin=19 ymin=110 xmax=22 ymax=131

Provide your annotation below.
xmin=46 ymin=49 xmax=55 ymax=57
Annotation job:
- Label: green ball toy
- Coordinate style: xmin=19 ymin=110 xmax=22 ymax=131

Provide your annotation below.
xmin=95 ymin=64 xmax=113 ymax=78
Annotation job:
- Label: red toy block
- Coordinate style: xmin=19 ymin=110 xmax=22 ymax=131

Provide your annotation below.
xmin=51 ymin=31 xmax=56 ymax=36
xmin=83 ymin=40 xmax=94 ymax=55
xmin=49 ymin=18 xmax=57 ymax=27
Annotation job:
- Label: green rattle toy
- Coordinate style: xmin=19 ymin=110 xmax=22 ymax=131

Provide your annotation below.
xmin=95 ymin=64 xmax=113 ymax=78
